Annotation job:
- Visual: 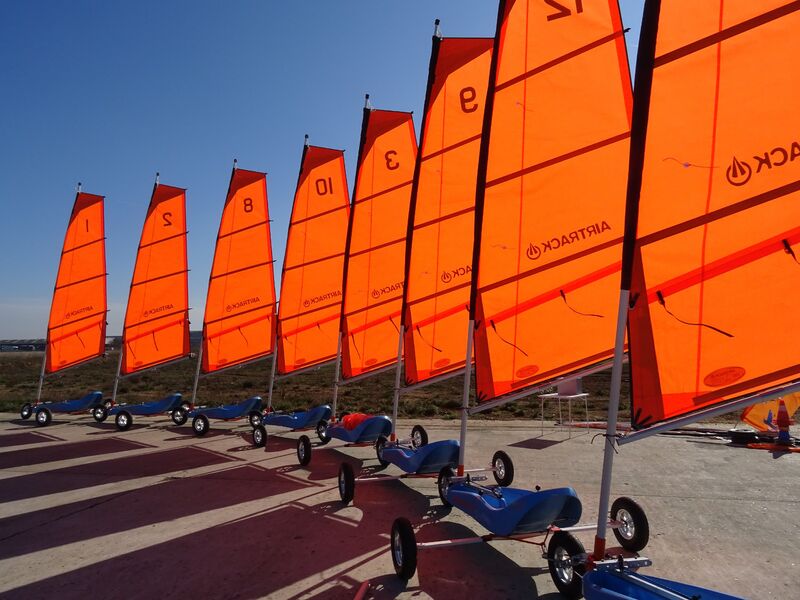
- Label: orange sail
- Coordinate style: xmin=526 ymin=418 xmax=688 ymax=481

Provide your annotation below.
xmin=277 ymin=143 xmax=350 ymax=375
xmin=341 ymin=106 xmax=417 ymax=379
xmin=741 ymin=393 xmax=800 ymax=432
xmin=471 ymin=0 xmax=633 ymax=401
xmin=46 ymin=192 xmax=107 ymax=373
xmin=402 ymin=36 xmax=493 ymax=386
xmin=623 ymin=1 xmax=800 ymax=429
xmin=120 ymin=183 xmax=190 ymax=375
xmin=202 ymin=168 xmax=277 ymax=373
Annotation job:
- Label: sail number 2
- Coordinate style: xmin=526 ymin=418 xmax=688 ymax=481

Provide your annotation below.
xmin=544 ymin=0 xmax=583 ymax=21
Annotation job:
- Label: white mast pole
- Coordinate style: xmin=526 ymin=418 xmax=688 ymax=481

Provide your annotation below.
xmin=390 ymin=327 xmax=404 ymax=440
xmin=266 ymin=331 xmax=278 ymax=411
xmin=190 ymin=342 xmax=203 ymax=406
xmin=35 ymin=349 xmax=47 ymax=404
xmin=331 ymin=332 xmax=342 ymax=420
xmin=110 ymin=345 xmax=124 ymax=404
xmin=456 ymin=320 xmax=475 ymax=476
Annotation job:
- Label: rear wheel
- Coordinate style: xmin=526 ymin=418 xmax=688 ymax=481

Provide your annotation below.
xmin=611 ymin=497 xmax=649 ymax=552
xmin=20 ymin=403 xmax=32 ymax=420
xmin=411 ymin=425 xmax=428 ymax=448
xmin=297 ymin=435 xmax=312 ymax=466
xmin=171 ymin=408 xmax=188 ymax=426
xmin=192 ymin=414 xmax=209 ymax=436
xmin=492 ymin=450 xmax=514 ymax=486
xmin=316 ymin=419 xmax=330 ymax=444
xmin=391 ymin=518 xmax=417 ymax=580
xmin=35 ymin=408 xmax=52 ymax=427
xmin=547 ymin=531 xmax=586 ymax=599
xmin=338 ymin=462 xmax=355 ymax=504
xmin=115 ymin=411 xmax=132 ymax=431
xmin=252 ymin=425 xmax=267 ymax=448
xmin=93 ymin=406 xmax=108 ymax=423
xmin=248 ymin=411 xmax=262 ymax=428
xmin=375 ymin=435 xmax=389 ymax=467
xmin=437 ymin=465 xmax=455 ymax=507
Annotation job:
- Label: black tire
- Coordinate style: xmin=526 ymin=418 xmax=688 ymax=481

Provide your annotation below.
xmin=437 ymin=465 xmax=455 ymax=507
xmin=611 ymin=497 xmax=649 ymax=552
xmin=35 ymin=408 xmax=52 ymax=427
xmin=20 ymin=403 xmax=33 ymax=420
xmin=411 ymin=425 xmax=428 ymax=448
xmin=547 ymin=531 xmax=586 ymax=599
xmin=492 ymin=450 xmax=514 ymax=486
xmin=297 ymin=435 xmax=312 ymax=466
xmin=338 ymin=462 xmax=355 ymax=504
xmin=115 ymin=411 xmax=132 ymax=431
xmin=375 ymin=434 xmax=390 ymax=467
xmin=248 ymin=410 xmax=262 ymax=428
xmin=192 ymin=414 xmax=209 ymax=436
xmin=729 ymin=429 xmax=758 ymax=445
xmin=93 ymin=405 xmax=108 ymax=423
xmin=103 ymin=399 xmax=114 ymax=410
xmin=171 ymin=407 xmax=188 ymax=426
xmin=391 ymin=518 xmax=418 ymax=580
xmin=316 ymin=419 xmax=330 ymax=444
xmin=252 ymin=424 xmax=267 ymax=448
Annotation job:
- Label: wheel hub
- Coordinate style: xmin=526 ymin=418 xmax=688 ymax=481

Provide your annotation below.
xmin=393 ymin=530 xmax=403 ymax=566
xmin=617 ymin=508 xmax=634 ymax=539
xmin=553 ymin=546 xmax=573 ymax=583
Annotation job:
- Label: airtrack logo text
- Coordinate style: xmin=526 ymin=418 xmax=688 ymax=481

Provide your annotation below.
xmin=371 ymin=282 xmax=403 ymax=300
xmin=225 ymin=297 xmax=260 ymax=312
xmin=526 ymin=221 xmax=611 ymax=261
xmin=303 ymin=290 xmax=341 ymax=308
xmin=144 ymin=304 xmax=174 ymax=317
xmin=441 ymin=265 xmax=471 ymax=285
xmin=726 ymin=140 xmax=800 ymax=187
xmin=65 ymin=305 xmax=94 ymax=320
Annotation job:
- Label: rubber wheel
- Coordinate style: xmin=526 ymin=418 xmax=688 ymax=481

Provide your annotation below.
xmin=338 ymin=462 xmax=355 ymax=504
xmin=115 ymin=411 xmax=132 ymax=431
xmin=391 ymin=518 xmax=418 ymax=580
xmin=248 ymin=410 xmax=262 ymax=428
xmin=297 ymin=435 xmax=312 ymax=466
xmin=729 ymin=429 xmax=758 ymax=445
xmin=35 ymin=408 xmax=52 ymax=427
xmin=547 ymin=531 xmax=586 ymax=599
xmin=316 ymin=419 xmax=330 ymax=444
xmin=437 ymin=465 xmax=455 ymax=507
xmin=171 ymin=407 xmax=188 ymax=426
xmin=611 ymin=496 xmax=649 ymax=552
xmin=20 ymin=403 xmax=32 ymax=420
xmin=252 ymin=425 xmax=267 ymax=448
xmin=93 ymin=405 xmax=108 ymax=423
xmin=411 ymin=425 xmax=428 ymax=448
xmin=492 ymin=450 xmax=514 ymax=486
xmin=192 ymin=414 xmax=209 ymax=436
xmin=375 ymin=435 xmax=390 ymax=467
xmin=103 ymin=399 xmax=114 ymax=410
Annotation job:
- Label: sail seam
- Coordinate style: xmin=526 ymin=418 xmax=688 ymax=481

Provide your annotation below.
xmin=138 ymin=230 xmax=187 ymax=250
xmin=209 ymin=261 xmax=271 ymax=281
xmin=130 ymin=269 xmax=188 ymax=288
xmin=347 ymin=236 xmax=405 ymax=260
xmin=54 ymin=273 xmax=105 ymax=291
xmin=290 ymin=203 xmax=348 ymax=227
xmin=61 ymin=237 xmax=104 ymax=255
xmin=283 ymin=252 xmax=345 ymax=272
xmin=354 ymin=180 xmax=413 ymax=205
xmin=204 ymin=302 xmax=275 ymax=327
xmin=420 ymin=133 xmax=482 ymax=162
xmin=216 ymin=220 xmax=267 ymax=241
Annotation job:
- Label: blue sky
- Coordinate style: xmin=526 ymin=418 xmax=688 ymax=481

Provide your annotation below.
xmin=0 ymin=1 xmax=644 ymax=338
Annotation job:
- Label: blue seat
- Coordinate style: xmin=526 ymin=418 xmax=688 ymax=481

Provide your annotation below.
xmin=109 ymin=393 xmax=184 ymax=417
xmin=263 ymin=404 xmax=332 ymax=429
xmin=35 ymin=391 xmax=104 ymax=414
xmin=326 ymin=415 xmax=392 ymax=444
xmin=189 ymin=396 xmax=262 ymax=420
xmin=382 ymin=439 xmax=459 ymax=474
xmin=584 ymin=570 xmax=744 ymax=600
xmin=447 ymin=484 xmax=581 ymax=537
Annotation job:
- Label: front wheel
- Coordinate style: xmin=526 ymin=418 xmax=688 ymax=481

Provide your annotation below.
xmin=492 ymin=450 xmax=514 ymax=486
xmin=35 ymin=408 xmax=52 ymax=427
xmin=316 ymin=419 xmax=330 ymax=444
xmin=297 ymin=435 xmax=312 ymax=466
xmin=375 ymin=435 xmax=389 ymax=467
xmin=437 ymin=465 xmax=455 ymax=507
xmin=115 ymin=411 xmax=132 ymax=431
xmin=338 ymin=462 xmax=355 ymax=504
xmin=171 ymin=408 xmax=188 ymax=426
xmin=547 ymin=531 xmax=586 ymax=599
xmin=20 ymin=403 xmax=33 ymax=420
xmin=93 ymin=405 xmax=108 ymax=423
xmin=411 ymin=425 xmax=428 ymax=448
xmin=611 ymin=497 xmax=649 ymax=552
xmin=192 ymin=414 xmax=209 ymax=436
xmin=248 ymin=410 xmax=262 ymax=428
xmin=252 ymin=425 xmax=267 ymax=448
xmin=391 ymin=518 xmax=418 ymax=580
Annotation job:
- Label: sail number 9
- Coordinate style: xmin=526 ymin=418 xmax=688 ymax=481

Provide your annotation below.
xmin=544 ymin=0 xmax=583 ymax=21
xmin=460 ymin=87 xmax=478 ymax=113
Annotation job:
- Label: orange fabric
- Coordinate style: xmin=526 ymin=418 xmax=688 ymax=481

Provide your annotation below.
xmin=341 ymin=413 xmax=369 ymax=430
xmin=627 ymin=1 xmax=800 ymax=428
xmin=120 ymin=184 xmax=190 ymax=375
xmin=403 ymin=37 xmax=493 ymax=386
xmin=202 ymin=169 xmax=277 ymax=373
xmin=341 ymin=109 xmax=417 ymax=379
xmin=472 ymin=0 xmax=632 ymax=400
xmin=277 ymin=145 xmax=350 ymax=375
xmin=46 ymin=192 xmax=107 ymax=373
xmin=741 ymin=393 xmax=800 ymax=432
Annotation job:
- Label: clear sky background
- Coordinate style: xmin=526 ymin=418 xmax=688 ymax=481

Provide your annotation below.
xmin=0 ymin=1 xmax=644 ymax=338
